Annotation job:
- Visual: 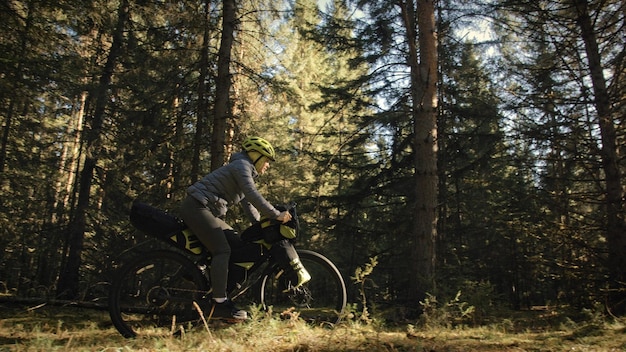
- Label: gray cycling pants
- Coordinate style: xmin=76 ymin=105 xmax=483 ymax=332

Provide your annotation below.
xmin=180 ymin=195 xmax=232 ymax=299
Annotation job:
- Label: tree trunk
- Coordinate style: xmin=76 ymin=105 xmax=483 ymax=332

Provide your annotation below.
xmin=399 ymin=0 xmax=438 ymax=304
xmin=210 ymin=0 xmax=236 ymax=171
xmin=1 ymin=99 xmax=16 ymax=175
xmin=573 ymin=0 xmax=626 ymax=314
xmin=192 ymin=0 xmax=211 ymax=182
xmin=56 ymin=0 xmax=129 ymax=299
xmin=52 ymin=91 xmax=86 ymax=223
xmin=0 ymin=0 xmax=35 ymax=175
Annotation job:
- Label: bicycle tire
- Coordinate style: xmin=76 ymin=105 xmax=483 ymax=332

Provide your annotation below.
xmin=108 ymin=250 xmax=209 ymax=338
xmin=258 ymin=249 xmax=347 ymax=324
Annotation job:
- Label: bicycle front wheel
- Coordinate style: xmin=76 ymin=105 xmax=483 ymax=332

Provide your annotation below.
xmin=259 ymin=249 xmax=347 ymax=324
xmin=108 ymin=250 xmax=209 ymax=338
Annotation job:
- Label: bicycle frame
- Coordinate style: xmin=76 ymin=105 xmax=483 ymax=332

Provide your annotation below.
xmin=111 ymin=201 xmax=347 ymax=338
xmin=128 ymin=201 xmax=297 ymax=293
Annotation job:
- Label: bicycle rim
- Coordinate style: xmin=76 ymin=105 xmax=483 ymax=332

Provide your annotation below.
xmin=259 ymin=249 xmax=347 ymax=324
xmin=108 ymin=250 xmax=209 ymax=338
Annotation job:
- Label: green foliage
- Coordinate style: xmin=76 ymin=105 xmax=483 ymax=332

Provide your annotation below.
xmin=351 ymin=256 xmax=378 ymax=323
xmin=418 ymin=291 xmax=476 ymax=329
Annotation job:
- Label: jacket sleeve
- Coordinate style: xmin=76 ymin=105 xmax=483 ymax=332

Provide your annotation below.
xmin=231 ymin=160 xmax=281 ymax=219
xmin=240 ymin=199 xmax=261 ymax=223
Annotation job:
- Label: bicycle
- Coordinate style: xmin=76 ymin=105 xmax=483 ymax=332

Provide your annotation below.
xmin=108 ymin=201 xmax=347 ymax=338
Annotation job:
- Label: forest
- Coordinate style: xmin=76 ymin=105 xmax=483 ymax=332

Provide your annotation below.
xmin=0 ymin=0 xmax=625 ymax=326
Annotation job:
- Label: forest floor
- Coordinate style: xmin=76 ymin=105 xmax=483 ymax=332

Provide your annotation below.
xmin=0 ymin=301 xmax=625 ymax=351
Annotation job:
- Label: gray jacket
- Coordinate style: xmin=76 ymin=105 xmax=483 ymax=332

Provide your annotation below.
xmin=187 ymin=151 xmax=280 ymax=222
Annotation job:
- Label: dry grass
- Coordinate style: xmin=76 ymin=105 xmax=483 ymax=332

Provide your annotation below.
xmin=0 ymin=303 xmax=625 ymax=351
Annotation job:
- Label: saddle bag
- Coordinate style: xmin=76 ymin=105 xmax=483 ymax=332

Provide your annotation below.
xmin=129 ymin=201 xmax=186 ymax=238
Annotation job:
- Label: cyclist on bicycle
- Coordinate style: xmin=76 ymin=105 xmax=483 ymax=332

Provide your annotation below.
xmin=179 ymin=136 xmax=309 ymax=320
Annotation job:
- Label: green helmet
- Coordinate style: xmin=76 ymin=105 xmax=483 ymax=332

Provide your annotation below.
xmin=242 ymin=136 xmax=276 ymax=161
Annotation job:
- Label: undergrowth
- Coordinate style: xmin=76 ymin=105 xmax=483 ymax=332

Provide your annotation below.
xmin=1 ymin=302 xmax=626 ymax=351
xmin=1 ymin=262 xmax=624 ymax=352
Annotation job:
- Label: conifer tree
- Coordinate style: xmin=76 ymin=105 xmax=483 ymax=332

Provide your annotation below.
xmin=57 ymin=0 xmax=130 ymax=299
xmin=492 ymin=0 xmax=625 ymax=310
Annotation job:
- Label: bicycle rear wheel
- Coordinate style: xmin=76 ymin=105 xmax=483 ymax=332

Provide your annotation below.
xmin=258 ymin=249 xmax=347 ymax=324
xmin=108 ymin=250 xmax=209 ymax=338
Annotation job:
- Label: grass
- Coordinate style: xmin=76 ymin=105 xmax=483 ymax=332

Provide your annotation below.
xmin=1 ymin=303 xmax=625 ymax=351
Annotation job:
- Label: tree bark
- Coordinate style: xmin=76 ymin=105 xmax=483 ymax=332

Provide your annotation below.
xmin=56 ymin=0 xmax=129 ymax=299
xmin=210 ymin=0 xmax=236 ymax=171
xmin=192 ymin=0 xmax=212 ymax=182
xmin=0 ymin=0 xmax=35 ymax=175
xmin=573 ymin=0 xmax=626 ymax=314
xmin=399 ymin=0 xmax=438 ymax=303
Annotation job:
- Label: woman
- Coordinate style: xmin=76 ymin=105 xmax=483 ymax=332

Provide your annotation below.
xmin=180 ymin=136 xmax=292 ymax=320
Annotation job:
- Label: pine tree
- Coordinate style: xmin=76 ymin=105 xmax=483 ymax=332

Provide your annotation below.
xmin=57 ymin=0 xmax=130 ymax=299
xmin=492 ymin=0 xmax=626 ymax=310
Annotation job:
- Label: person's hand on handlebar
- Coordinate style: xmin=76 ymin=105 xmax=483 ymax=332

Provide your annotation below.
xmin=277 ymin=210 xmax=292 ymax=223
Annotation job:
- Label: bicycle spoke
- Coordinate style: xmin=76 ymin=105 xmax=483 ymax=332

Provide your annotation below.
xmin=109 ymin=251 xmax=208 ymax=338
xmin=259 ymin=250 xmax=346 ymax=324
